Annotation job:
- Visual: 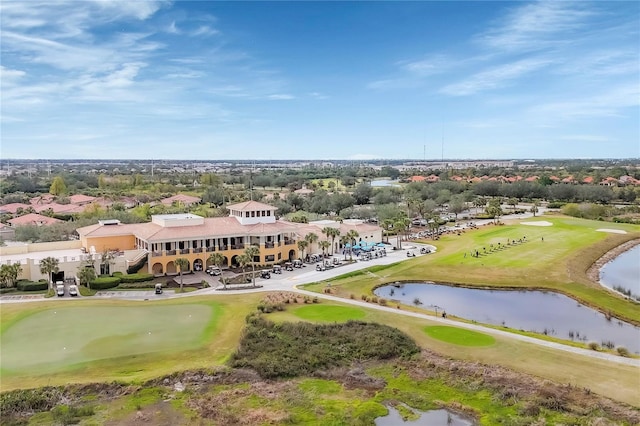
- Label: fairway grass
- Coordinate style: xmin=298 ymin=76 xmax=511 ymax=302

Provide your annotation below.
xmin=292 ymin=305 xmax=366 ymax=322
xmin=424 ymin=326 xmax=495 ymax=346
xmin=303 ymin=216 xmax=640 ymax=325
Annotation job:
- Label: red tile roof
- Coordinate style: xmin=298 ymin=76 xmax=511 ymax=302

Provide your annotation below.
xmin=8 ymin=213 xmax=63 ymax=226
xmin=0 ymin=203 xmax=31 ymax=214
xmin=161 ymin=194 xmax=201 ymax=205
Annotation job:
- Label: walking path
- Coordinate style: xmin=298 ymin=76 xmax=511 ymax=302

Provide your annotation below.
xmin=2 ymin=211 xmax=638 ymax=367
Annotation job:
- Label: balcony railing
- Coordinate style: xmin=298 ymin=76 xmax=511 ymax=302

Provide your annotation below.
xmin=167 ymin=250 xmax=176 ymax=256
xmin=284 ymin=240 xmax=296 ymax=246
xmin=231 ymin=244 xmax=245 ymax=250
xmin=193 ymin=248 xmax=203 ymax=253
xmin=152 ymin=251 xmax=162 ymax=257
xmin=180 ymin=248 xmax=190 ymax=255
xmin=265 ymin=242 xmax=275 ymax=249
xmin=219 ymin=245 xmax=227 ymax=251
xmin=206 ymin=247 xmax=215 ymax=252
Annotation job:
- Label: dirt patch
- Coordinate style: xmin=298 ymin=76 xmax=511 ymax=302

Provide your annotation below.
xmin=105 ymin=401 xmax=187 ymax=426
xmin=586 ymin=239 xmax=640 ymax=283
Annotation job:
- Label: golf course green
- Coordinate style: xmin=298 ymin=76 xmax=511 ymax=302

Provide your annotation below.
xmin=1 ymin=304 xmax=213 ymax=375
xmin=424 ymin=325 xmax=496 ymax=346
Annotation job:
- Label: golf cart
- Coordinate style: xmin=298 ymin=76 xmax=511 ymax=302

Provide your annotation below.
xmin=155 ymin=283 xmax=163 ymax=294
xmin=293 ymin=259 xmax=303 ymax=268
xmin=69 ymin=284 xmax=79 ymax=297
xmin=284 ymin=262 xmax=294 ymax=271
xmin=272 ymin=264 xmax=282 ymax=274
xmin=56 ymin=282 xmax=65 ymax=297
xmin=260 ymin=270 xmax=271 ymax=279
xmin=206 ymin=266 xmax=222 ymax=276
xmin=407 ymin=250 xmax=416 ymax=257
xmin=420 ymin=247 xmax=431 ymax=254
xmin=315 ymin=263 xmax=326 ymax=271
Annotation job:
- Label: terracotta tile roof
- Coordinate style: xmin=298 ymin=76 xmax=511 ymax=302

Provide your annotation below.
xmin=69 ymin=194 xmax=96 ymax=204
xmin=524 ymin=176 xmax=539 ymax=182
xmin=0 ymin=203 xmax=31 ymax=214
xmin=29 ymin=194 xmax=55 ymax=205
xmin=582 ymin=176 xmax=594 ymax=184
xmin=33 ymin=203 xmax=84 ymax=214
xmin=227 ymin=200 xmax=277 ymax=211
xmin=8 ymin=213 xmax=63 ymax=226
xmin=409 ymin=175 xmax=426 ymax=182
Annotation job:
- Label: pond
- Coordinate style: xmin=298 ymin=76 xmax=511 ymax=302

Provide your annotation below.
xmin=370 ymin=179 xmax=401 ymax=187
xmin=600 ymin=245 xmax=640 ymax=301
xmin=376 ymin=404 xmax=475 ymax=426
xmin=374 ymin=283 xmax=640 ymax=353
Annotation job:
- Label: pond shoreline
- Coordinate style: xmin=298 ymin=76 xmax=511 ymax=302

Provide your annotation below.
xmin=586 ymin=238 xmax=640 ymax=285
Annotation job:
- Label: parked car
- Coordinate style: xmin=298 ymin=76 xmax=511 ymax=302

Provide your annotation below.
xmin=68 ymin=284 xmax=78 ymax=297
xmin=155 ymin=283 xmax=163 ymax=294
xmin=56 ymin=283 xmax=65 ymax=297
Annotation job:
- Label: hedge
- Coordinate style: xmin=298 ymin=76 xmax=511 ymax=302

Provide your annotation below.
xmin=16 ymin=280 xmax=49 ymax=292
xmin=119 ymin=273 xmax=154 ymax=283
xmin=89 ymin=276 xmax=121 ymax=290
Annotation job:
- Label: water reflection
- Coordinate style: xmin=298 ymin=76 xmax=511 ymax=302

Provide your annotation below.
xmin=375 ymin=404 xmax=475 ymax=426
xmin=600 ymin=245 xmax=640 ymax=301
xmin=375 ymin=283 xmax=640 ymax=353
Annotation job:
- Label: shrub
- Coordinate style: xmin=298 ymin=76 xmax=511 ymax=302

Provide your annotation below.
xmin=370 ymin=296 xmax=378 ymax=304
xmin=378 ymin=298 xmax=387 ymax=306
xmin=616 ymin=346 xmax=630 ymax=357
xmin=230 ymin=318 xmax=420 ymax=379
xmin=349 ymin=293 xmax=355 ymax=299
xmin=119 ymin=273 xmax=154 ymax=283
xmin=0 ymin=288 xmax=16 ymax=294
xmin=89 ymin=276 xmax=121 ymax=290
xmin=16 ymin=280 xmax=48 ymax=292
xmin=587 ymin=341 xmax=600 ymax=351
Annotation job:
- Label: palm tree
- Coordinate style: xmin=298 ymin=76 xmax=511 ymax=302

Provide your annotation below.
xmin=237 ymin=253 xmax=251 ymax=284
xmin=208 ymin=252 xmax=226 ymax=288
xmin=346 ymin=230 xmax=359 ymax=261
xmin=393 ymin=219 xmax=405 ymax=249
xmin=382 ymin=218 xmax=395 ymax=244
xmin=297 ymin=240 xmax=308 ymax=263
xmin=531 ymin=200 xmax=540 ymax=217
xmin=319 ymin=240 xmax=330 ymax=259
xmin=244 ymin=245 xmax=260 ymax=287
xmin=339 ymin=235 xmax=350 ymax=260
xmin=175 ymin=257 xmax=189 ymax=292
xmin=304 ymin=232 xmax=319 ymax=256
xmin=39 ymin=256 xmax=59 ymax=292
xmin=322 ymin=227 xmax=341 ymax=255
xmin=77 ymin=263 xmax=97 ymax=290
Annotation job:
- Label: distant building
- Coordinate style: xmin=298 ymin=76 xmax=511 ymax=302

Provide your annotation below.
xmin=160 ymin=194 xmax=202 ymax=207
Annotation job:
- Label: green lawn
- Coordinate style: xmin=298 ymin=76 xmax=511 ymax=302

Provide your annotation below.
xmin=0 ymin=295 xmax=262 ymax=390
xmin=292 ymin=305 xmax=366 ymax=322
xmin=1 ymin=305 xmax=212 ymax=375
xmin=424 ymin=326 xmax=495 ymax=346
xmin=304 ymin=216 xmax=640 ymax=324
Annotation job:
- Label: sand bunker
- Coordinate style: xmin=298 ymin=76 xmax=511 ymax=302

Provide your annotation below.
xmin=521 ymin=221 xmax=553 ymax=227
xmin=596 ymin=228 xmax=628 ymax=234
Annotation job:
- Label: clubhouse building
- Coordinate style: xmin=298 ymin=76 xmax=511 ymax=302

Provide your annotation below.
xmin=76 ymin=201 xmax=382 ymax=276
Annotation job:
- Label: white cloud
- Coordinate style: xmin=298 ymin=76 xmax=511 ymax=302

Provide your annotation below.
xmin=191 ymin=25 xmax=219 ymax=37
xmin=267 ymin=94 xmax=295 ymax=100
xmin=440 ymin=58 xmax=552 ymax=96
xmin=477 ymin=2 xmax=597 ymax=52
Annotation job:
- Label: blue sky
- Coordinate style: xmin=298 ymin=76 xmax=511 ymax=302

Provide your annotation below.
xmin=1 ymin=1 xmax=638 ymax=160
